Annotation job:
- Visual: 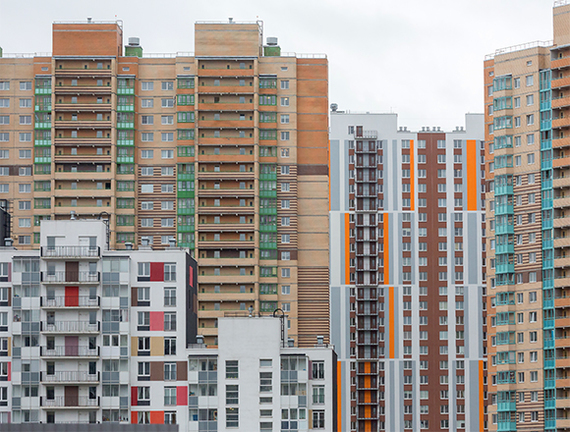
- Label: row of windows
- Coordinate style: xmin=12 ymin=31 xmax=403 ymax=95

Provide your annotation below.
xmin=0 ymin=98 xmax=33 ymax=108
xmin=0 ymin=81 xmax=32 ymax=90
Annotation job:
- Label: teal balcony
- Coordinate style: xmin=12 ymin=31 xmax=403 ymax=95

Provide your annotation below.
xmin=497 ymin=421 xmax=516 ymax=432
xmin=35 ymin=122 xmax=51 ymax=129
xmin=117 ymin=139 xmax=134 ymax=146
xmin=260 ymin=224 xmax=277 ymax=232
xmin=117 ymin=121 xmax=134 ymax=129
xmin=495 ymin=185 xmax=513 ymax=196
xmin=496 ymin=263 xmax=515 ymax=274
xmin=260 ymin=190 xmax=277 ymax=198
xmin=496 ymin=243 xmax=514 ymax=254
xmin=260 ymin=173 xmax=277 ymax=181
xmin=178 ymin=173 xmax=195 ymax=181
xmin=116 ymin=156 xmax=134 ymax=164
xmin=177 ymin=225 xmax=194 ymax=233
xmin=497 ymin=401 xmax=516 ymax=412
xmin=117 ymin=104 xmax=134 ymax=112
xmin=495 ymin=224 xmax=514 ymax=235
xmin=495 ymin=204 xmax=514 ymax=215
xmin=260 ymin=207 xmax=277 ymax=215
xmin=117 ymin=87 xmax=134 ymax=95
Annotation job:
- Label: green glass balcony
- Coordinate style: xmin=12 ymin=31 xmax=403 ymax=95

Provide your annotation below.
xmin=117 ymin=87 xmax=135 ymax=95
xmin=260 ymin=173 xmax=277 ymax=181
xmin=35 ymin=140 xmax=51 ymax=146
xmin=496 ymin=263 xmax=515 ymax=274
xmin=178 ymin=242 xmax=195 ymax=249
xmin=35 ymin=104 xmax=52 ymax=112
xmin=177 ymin=191 xmax=195 ymax=198
xmin=260 ymin=224 xmax=277 ymax=232
xmin=260 ymin=207 xmax=277 ymax=215
xmin=34 ymin=157 xmax=51 ymax=164
xmin=116 ymin=156 xmax=134 ymax=164
xmin=178 ymin=173 xmax=195 ymax=181
xmin=260 ymin=190 xmax=277 ymax=198
xmin=495 ymin=224 xmax=514 ymax=235
xmin=35 ymin=87 xmax=51 ymax=95
xmin=34 ymin=122 xmax=51 ymax=129
xmin=496 ymin=243 xmax=514 ymax=254
xmin=177 ymin=208 xmax=195 ymax=215
xmin=117 ymin=121 xmax=134 ymax=129
xmin=497 ymin=421 xmax=516 ymax=432
xmin=495 ymin=204 xmax=514 ymax=215
xmin=495 ymin=185 xmax=513 ymax=196
xmin=260 ymin=242 xmax=277 ymax=249
xmin=497 ymin=401 xmax=516 ymax=412
xmin=117 ymin=104 xmax=134 ymax=112
xmin=117 ymin=139 xmax=134 ymax=146
xmin=177 ymin=225 xmax=195 ymax=233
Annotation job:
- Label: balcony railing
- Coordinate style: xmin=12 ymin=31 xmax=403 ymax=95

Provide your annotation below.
xmin=41 ymin=396 xmax=100 ymax=408
xmin=41 ymin=272 xmax=100 ymax=284
xmin=40 ymin=346 xmax=99 ymax=357
xmin=41 ymin=296 xmax=100 ymax=308
xmin=41 ymin=371 xmax=100 ymax=383
xmin=41 ymin=321 xmax=100 ymax=333
xmin=41 ymin=246 xmax=100 ymax=258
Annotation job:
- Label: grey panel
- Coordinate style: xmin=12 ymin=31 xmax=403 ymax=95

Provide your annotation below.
xmin=467 ymin=213 xmax=478 ymax=285
xmin=330 ymin=286 xmax=341 ymax=350
xmin=387 ymin=361 xmax=395 ymax=432
xmin=330 ymin=140 xmax=340 ymax=211
xmin=468 ymin=360 xmax=481 ymax=432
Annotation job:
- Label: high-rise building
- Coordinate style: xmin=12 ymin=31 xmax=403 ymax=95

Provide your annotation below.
xmin=330 ymin=111 xmax=486 ymax=431
xmin=484 ymin=3 xmax=570 ymax=431
xmin=0 ymin=19 xmax=330 ymax=346
xmin=0 ymin=219 xmax=198 ymax=425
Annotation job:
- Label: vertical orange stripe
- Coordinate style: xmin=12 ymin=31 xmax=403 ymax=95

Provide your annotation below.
xmin=337 ymin=361 xmax=342 ymax=430
xmin=388 ymin=286 xmax=395 ymax=358
xmin=383 ymin=214 xmax=389 ymax=284
xmin=344 ymin=213 xmax=350 ymax=285
xmin=410 ymin=139 xmax=415 ymax=211
xmin=479 ymin=360 xmax=484 ymax=432
xmin=466 ymin=139 xmax=477 ymax=211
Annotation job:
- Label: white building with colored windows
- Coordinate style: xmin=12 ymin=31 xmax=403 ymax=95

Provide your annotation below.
xmin=0 ymin=219 xmax=198 ymax=425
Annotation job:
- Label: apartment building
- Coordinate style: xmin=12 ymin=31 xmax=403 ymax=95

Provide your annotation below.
xmin=186 ymin=316 xmax=337 ymax=432
xmin=330 ymin=111 xmax=486 ymax=431
xmin=0 ymin=19 xmax=329 ymax=346
xmin=483 ymin=2 xmax=570 ymax=431
xmin=0 ymin=219 xmax=198 ymax=425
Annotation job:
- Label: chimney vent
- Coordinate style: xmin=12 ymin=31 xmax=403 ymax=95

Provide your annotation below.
xmin=287 ymin=338 xmax=295 ymax=347
xmin=4 ymin=238 xmax=13 ymax=247
xmin=196 ymin=335 xmax=204 ymax=345
xmin=169 ymin=238 xmax=176 ymax=248
xmin=125 ymin=242 xmax=133 ymax=250
xmin=267 ymin=37 xmax=278 ymax=46
xmin=317 ymin=335 xmax=324 ymax=345
xmin=87 ymin=17 xmax=92 ymax=23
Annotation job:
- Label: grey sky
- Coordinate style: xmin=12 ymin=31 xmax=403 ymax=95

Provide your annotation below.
xmin=0 ymin=0 xmax=553 ymax=130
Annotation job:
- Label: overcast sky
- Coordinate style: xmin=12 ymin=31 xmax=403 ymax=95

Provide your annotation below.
xmin=0 ymin=0 xmax=554 ymax=130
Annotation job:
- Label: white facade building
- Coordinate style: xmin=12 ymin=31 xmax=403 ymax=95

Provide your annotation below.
xmin=187 ymin=317 xmax=337 ymax=432
xmin=0 ymin=219 xmax=198 ymax=425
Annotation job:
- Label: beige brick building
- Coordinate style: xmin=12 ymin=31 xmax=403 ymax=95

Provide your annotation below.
xmin=0 ymin=19 xmax=330 ymax=346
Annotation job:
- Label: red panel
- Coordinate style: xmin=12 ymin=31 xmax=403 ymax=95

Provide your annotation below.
xmin=150 ymin=411 xmax=164 ymax=424
xmin=131 ymin=386 xmax=137 ymax=406
xmin=65 ymin=286 xmax=79 ymax=307
xmin=150 ymin=262 xmax=164 ymax=282
xmin=131 ymin=413 xmax=138 ymax=424
xmin=189 ymin=265 xmax=193 ymax=288
xmin=177 ymin=386 xmax=188 ymax=406
xmin=150 ymin=312 xmax=164 ymax=331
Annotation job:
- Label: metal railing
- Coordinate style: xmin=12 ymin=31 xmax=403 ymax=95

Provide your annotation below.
xmin=41 ymin=296 xmax=100 ymax=308
xmin=41 ymin=346 xmax=99 ymax=357
xmin=41 ymin=272 xmax=100 ymax=283
xmin=485 ymin=40 xmax=553 ymax=60
xmin=41 ymin=396 xmax=100 ymax=408
xmin=42 ymin=371 xmax=99 ymax=383
xmin=41 ymin=321 xmax=100 ymax=333
xmin=40 ymin=246 xmax=100 ymax=258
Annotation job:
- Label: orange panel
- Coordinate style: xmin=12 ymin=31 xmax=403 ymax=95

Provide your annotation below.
xmin=364 ymin=362 xmax=370 ymax=373
xmin=410 ymin=140 xmax=415 ymax=210
xmin=466 ymin=139 xmax=478 ymax=211
xmin=150 ymin=411 xmax=164 ymax=424
xmin=364 ymin=391 xmax=371 ymax=403
xmin=364 ymin=376 xmax=370 ymax=388
xmin=345 ymin=213 xmax=350 ymax=285
xmin=365 ymin=405 xmax=371 ymax=418
xmin=388 ymin=286 xmax=394 ymax=359
xmin=383 ymin=214 xmax=389 ymax=284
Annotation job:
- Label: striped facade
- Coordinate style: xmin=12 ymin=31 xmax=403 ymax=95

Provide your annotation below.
xmin=330 ymin=112 xmax=486 ymax=431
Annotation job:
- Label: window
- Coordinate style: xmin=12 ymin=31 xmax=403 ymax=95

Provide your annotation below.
xmin=226 ymin=408 xmax=239 ymax=428
xmin=164 ymin=362 xmax=177 ymax=380
xmin=226 ymin=360 xmax=239 ymax=379
xmin=0 ymin=82 xmax=8 ymax=90
xmin=141 ymin=184 xmax=154 ymax=194
xmin=141 ymin=99 xmax=153 ymax=108
xmin=281 ymin=97 xmax=289 ymax=106
xmin=141 ymin=150 xmax=153 ymax=159
xmin=164 ymin=337 xmax=176 ymax=355
xmin=164 ymin=312 xmax=176 ymax=331
xmin=164 ymin=263 xmax=176 ymax=281
xmin=162 ymin=98 xmax=174 ymax=108
xmin=161 ymin=134 xmax=174 ymax=143
xmin=162 ymin=201 xmax=174 ymax=210
xmin=526 ymin=94 xmax=534 ymax=106
xmin=164 ymin=387 xmax=176 ymax=405
xmin=312 ymin=411 xmax=325 ymax=429
xmin=141 ymin=82 xmax=154 ymax=91
xmin=281 ymin=114 xmax=289 ymax=124
xmin=162 ymin=81 xmax=173 ymax=91
xmin=20 ymin=99 xmax=32 ymax=108
xmin=281 ymin=80 xmax=290 ymax=89
xmin=526 ymin=75 xmax=534 ymax=86
xmin=19 ymin=149 xmax=31 ymax=159
xmin=141 ymin=115 xmax=153 ymax=125
xmin=161 ymin=115 xmax=174 ymax=125
xmin=281 ymin=131 xmax=290 ymax=141
xmin=141 ymin=132 xmax=154 ymax=142
xmin=281 ymin=199 xmax=290 ymax=209
xmin=312 ymin=361 xmax=325 ymax=379
xmin=19 ymin=184 xmax=31 ymax=193
xmin=526 ymin=114 xmax=534 ymax=125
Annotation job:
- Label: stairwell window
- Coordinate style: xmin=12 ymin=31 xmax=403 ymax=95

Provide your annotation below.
xmin=280 ymin=97 xmax=289 ymax=106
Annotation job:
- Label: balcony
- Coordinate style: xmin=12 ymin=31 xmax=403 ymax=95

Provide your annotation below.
xmin=197 ymin=102 xmax=254 ymax=112
xmin=553 ymin=76 xmax=570 ymax=89
xmin=54 ymin=85 xmax=112 ymax=94
xmin=556 ymin=257 xmax=570 ymax=268
xmin=53 ymin=137 xmax=112 ymax=146
xmin=41 ymin=271 xmax=100 ymax=284
xmin=41 ymin=371 xmax=100 ymax=384
xmin=54 ymin=103 xmax=112 ymax=112
xmin=197 ymin=240 xmax=255 ymax=249
xmin=53 ymin=155 xmax=112 ymax=164
xmin=554 ymin=196 xmax=570 ymax=208
xmin=40 ymin=346 xmax=99 ymax=358
xmin=554 ymin=177 xmax=570 ymax=188
xmin=41 ymin=296 xmax=100 ymax=308
xmin=198 ymin=223 xmax=254 ymax=232
xmin=55 ymin=120 xmax=112 ymax=129
xmin=555 ymin=237 xmax=570 ymax=248
xmin=197 ymin=205 xmax=255 ymax=215
xmin=41 ymin=321 xmax=100 ymax=334
xmin=197 ymin=187 xmax=255 ymax=197
xmin=40 ymin=246 xmax=100 ymax=259
xmin=197 ymin=68 xmax=254 ymax=77
xmin=41 ymin=396 xmax=100 ymax=409
xmin=554 ymin=136 xmax=570 ymax=149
